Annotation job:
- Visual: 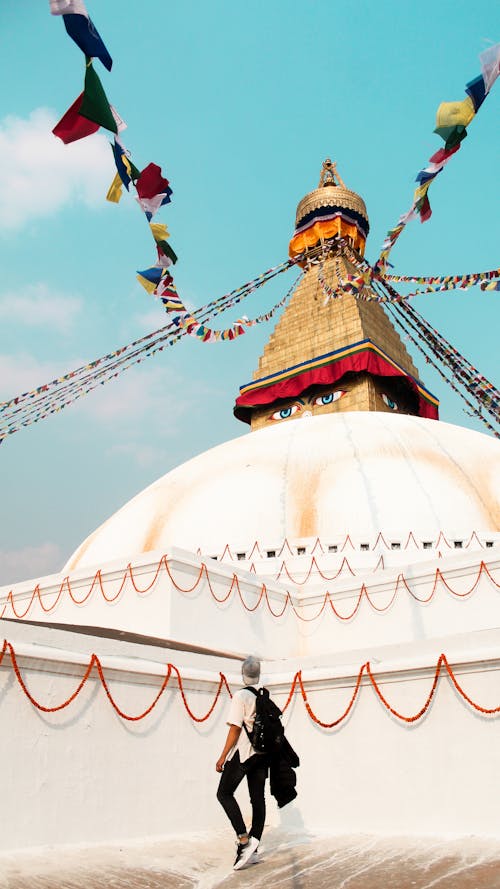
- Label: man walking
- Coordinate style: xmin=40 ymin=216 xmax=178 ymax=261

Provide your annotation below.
xmin=216 ymin=655 xmax=267 ymax=871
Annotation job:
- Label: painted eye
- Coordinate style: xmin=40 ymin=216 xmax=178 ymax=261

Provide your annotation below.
xmin=382 ymin=393 xmax=398 ymax=411
xmin=271 ymin=404 xmax=300 ymax=421
xmin=314 ymin=390 xmax=345 ymax=406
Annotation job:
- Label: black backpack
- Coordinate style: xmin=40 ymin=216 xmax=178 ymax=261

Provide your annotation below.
xmin=244 ymin=686 xmax=284 ymax=755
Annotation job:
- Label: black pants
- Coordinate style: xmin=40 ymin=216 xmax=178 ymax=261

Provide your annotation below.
xmin=217 ymin=751 xmax=268 ymax=840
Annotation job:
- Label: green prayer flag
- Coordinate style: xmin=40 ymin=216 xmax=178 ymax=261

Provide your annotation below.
xmin=433 ymin=124 xmax=467 ymax=151
xmin=128 ymin=160 xmax=141 ymax=181
xmin=79 ymin=58 xmax=117 ymax=134
xmin=158 ymin=240 xmax=178 ymax=264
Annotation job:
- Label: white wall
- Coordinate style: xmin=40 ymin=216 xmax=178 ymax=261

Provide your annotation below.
xmin=1 ymin=623 xmax=500 ymax=852
xmin=2 ymin=550 xmax=499 ymax=662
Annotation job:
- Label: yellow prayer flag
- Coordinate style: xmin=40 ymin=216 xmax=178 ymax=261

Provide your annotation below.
xmin=413 ymin=181 xmax=431 ymax=202
xmin=150 ymin=222 xmax=170 ymax=242
xmin=106 ymin=172 xmax=123 ymax=203
xmin=136 ymin=274 xmax=157 ymax=294
xmin=435 ymin=96 xmax=475 ymax=129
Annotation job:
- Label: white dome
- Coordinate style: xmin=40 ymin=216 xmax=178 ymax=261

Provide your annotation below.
xmin=65 ymin=413 xmax=500 ymax=572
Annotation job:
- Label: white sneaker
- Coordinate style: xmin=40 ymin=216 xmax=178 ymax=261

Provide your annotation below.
xmin=233 ymin=836 xmax=259 ymax=870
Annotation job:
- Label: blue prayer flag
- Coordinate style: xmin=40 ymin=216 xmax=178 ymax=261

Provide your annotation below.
xmin=63 ymin=13 xmax=113 ymax=71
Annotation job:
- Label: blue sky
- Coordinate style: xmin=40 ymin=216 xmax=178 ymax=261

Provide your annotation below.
xmin=0 ymin=0 xmax=498 ymax=583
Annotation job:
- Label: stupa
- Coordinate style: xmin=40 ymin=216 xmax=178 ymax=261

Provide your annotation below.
xmin=64 ymin=162 xmax=497 ymax=571
xmin=1 ymin=161 xmax=499 ymax=854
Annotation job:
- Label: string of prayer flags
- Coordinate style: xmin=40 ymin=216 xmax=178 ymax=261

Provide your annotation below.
xmin=321 ymin=260 xmax=500 ymax=304
xmin=481 ymin=280 xmax=500 ymax=292
xmin=50 ymin=2 xmax=176 ymax=290
xmin=154 ymin=275 xmax=299 ymax=344
xmin=0 ymin=261 xmax=297 ymax=438
xmin=385 ymin=267 xmax=500 ymax=286
xmin=376 ymin=43 xmax=500 ymax=272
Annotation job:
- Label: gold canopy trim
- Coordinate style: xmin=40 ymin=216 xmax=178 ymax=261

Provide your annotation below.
xmin=295 ymin=185 xmax=369 ymax=229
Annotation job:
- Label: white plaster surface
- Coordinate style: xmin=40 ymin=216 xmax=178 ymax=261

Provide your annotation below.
xmin=3 ymin=548 xmax=500 ymax=661
xmin=1 ymin=623 xmax=500 ymax=853
xmin=63 ymin=413 xmax=500 ymax=573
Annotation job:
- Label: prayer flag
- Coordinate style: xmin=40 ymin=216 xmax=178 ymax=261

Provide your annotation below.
xmin=155 ymin=248 xmax=173 ymax=269
xmin=428 ymin=144 xmax=460 ymax=165
xmin=479 ymin=43 xmax=500 ymax=92
xmin=50 ymin=0 xmax=86 ymax=13
xmin=135 ymin=194 xmax=170 ymax=219
xmin=136 ymin=274 xmax=157 ymax=294
xmin=52 ymin=92 xmax=100 ymax=143
xmin=415 ymin=169 xmax=439 ymax=184
xmin=136 ymin=163 xmax=172 ymax=200
xmin=62 ymin=10 xmax=113 ymax=71
xmin=157 ymin=240 xmax=178 ymax=265
xmin=435 ymin=96 xmax=475 ymax=128
xmin=136 ymin=266 xmax=165 ymax=285
xmin=419 ymin=196 xmax=432 ymax=222
xmin=106 ymin=172 xmax=123 ymax=203
xmin=433 ymin=124 xmax=467 ymax=150
xmin=111 ymin=138 xmax=131 ymax=189
xmin=110 ymin=138 xmax=141 ymax=190
xmin=136 ymin=163 xmax=173 ymax=217
xmin=150 ymin=222 xmax=170 ymax=242
xmin=465 ymin=75 xmax=487 ymax=112
xmin=79 ymin=59 xmax=117 ymax=132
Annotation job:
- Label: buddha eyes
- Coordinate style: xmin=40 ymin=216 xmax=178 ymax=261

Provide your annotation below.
xmin=271 ymin=404 xmax=300 ymax=421
xmin=269 ymin=390 xmax=347 ymax=421
xmin=382 ymin=393 xmax=398 ymax=411
xmin=314 ymin=390 xmax=345 ymax=405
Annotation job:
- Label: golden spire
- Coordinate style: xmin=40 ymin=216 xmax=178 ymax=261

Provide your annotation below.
xmin=233 ymin=160 xmax=439 ymax=428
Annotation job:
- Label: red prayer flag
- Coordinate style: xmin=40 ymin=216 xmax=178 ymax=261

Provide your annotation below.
xmin=428 ymin=144 xmax=461 ymax=165
xmin=419 ymin=195 xmax=432 ymax=222
xmin=52 ymin=92 xmax=100 ymax=144
xmin=136 ymin=163 xmax=170 ymax=199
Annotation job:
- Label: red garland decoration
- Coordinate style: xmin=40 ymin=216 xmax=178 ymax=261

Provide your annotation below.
xmin=2 ymin=556 xmax=499 ymax=625
xmin=1 ymin=639 xmax=500 ymax=724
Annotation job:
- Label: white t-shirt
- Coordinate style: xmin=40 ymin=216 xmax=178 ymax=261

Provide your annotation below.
xmin=226 ymin=686 xmax=263 ymax=764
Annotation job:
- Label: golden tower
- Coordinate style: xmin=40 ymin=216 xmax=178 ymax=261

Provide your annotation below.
xmin=234 ymin=161 xmax=439 ymax=430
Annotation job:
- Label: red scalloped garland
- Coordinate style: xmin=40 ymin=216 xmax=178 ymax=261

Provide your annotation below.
xmin=2 ymin=555 xmax=499 ymax=625
xmin=1 ymin=639 xmax=500 ymax=725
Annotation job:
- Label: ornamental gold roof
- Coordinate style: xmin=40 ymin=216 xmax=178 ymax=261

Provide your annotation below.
xmin=295 ymin=159 xmax=368 ymax=229
xmin=295 ymin=185 xmax=369 ymax=230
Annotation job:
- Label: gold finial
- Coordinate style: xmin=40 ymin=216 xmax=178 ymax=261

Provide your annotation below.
xmin=318 ymin=158 xmax=346 ymax=189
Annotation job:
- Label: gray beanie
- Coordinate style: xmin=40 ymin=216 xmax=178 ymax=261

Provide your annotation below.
xmin=242 ymin=655 xmax=261 ymax=686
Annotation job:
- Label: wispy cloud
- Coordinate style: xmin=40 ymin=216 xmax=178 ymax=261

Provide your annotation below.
xmin=0 ymin=107 xmax=112 ymax=231
xmin=0 ymin=542 xmax=64 ymax=586
xmin=0 ymin=283 xmax=82 ymax=332
xmin=0 ymin=349 xmax=218 ymax=468
xmin=78 ymin=364 xmax=189 ymax=430
xmin=0 ymin=352 xmax=74 ymax=401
